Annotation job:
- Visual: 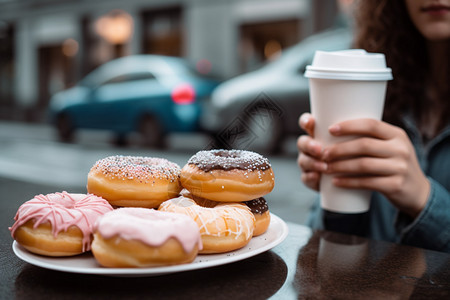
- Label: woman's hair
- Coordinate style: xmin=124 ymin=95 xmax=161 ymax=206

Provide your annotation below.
xmin=353 ymin=0 xmax=449 ymax=131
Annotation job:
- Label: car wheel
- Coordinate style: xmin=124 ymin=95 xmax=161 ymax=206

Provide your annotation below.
xmin=56 ymin=114 xmax=75 ymax=142
xmin=139 ymin=115 xmax=165 ymax=148
xmin=220 ymin=107 xmax=283 ymax=154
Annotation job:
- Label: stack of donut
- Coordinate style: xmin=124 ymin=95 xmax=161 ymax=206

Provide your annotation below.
xmin=10 ymin=150 xmax=275 ymax=268
xmin=159 ymin=149 xmax=275 ymax=254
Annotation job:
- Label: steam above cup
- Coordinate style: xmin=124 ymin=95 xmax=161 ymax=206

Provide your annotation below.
xmin=304 ymin=49 xmax=392 ymax=213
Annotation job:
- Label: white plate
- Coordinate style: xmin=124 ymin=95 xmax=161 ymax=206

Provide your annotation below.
xmin=12 ymin=213 xmax=288 ymax=277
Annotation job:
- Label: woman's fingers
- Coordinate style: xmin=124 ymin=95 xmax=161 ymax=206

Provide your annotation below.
xmin=312 ymin=118 xmax=431 ymax=218
xmin=322 ymin=137 xmax=394 ymax=162
xmin=296 ymin=113 xmax=322 ymax=192
xmin=297 ymin=135 xmax=323 ymax=158
xmin=326 ymin=156 xmax=406 ymax=176
xmin=297 ymin=152 xmax=328 ymax=172
xmin=329 ymin=118 xmax=402 ymax=140
xmin=332 ymin=175 xmax=398 ymax=192
xmin=299 ymin=113 xmax=315 ymax=137
xmin=301 ymin=171 xmax=321 ymax=191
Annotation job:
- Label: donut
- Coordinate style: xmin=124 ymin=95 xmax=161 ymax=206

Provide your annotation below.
xmin=87 ymin=155 xmax=182 ymax=208
xmin=159 ymin=196 xmax=255 ymax=254
xmin=9 ymin=192 xmax=113 ymax=257
xmin=180 ymin=149 xmax=275 ymax=202
xmin=243 ymin=197 xmax=271 ymax=236
xmin=179 ymin=188 xmax=218 ymax=208
xmin=91 ymin=208 xmax=202 ymax=267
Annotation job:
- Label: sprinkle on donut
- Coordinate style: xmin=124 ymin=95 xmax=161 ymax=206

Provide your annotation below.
xmin=90 ymin=155 xmax=180 ymax=184
xmin=87 ymin=156 xmax=182 ymax=208
xmin=243 ymin=197 xmax=269 ymax=215
xmin=243 ymin=197 xmax=271 ymax=236
xmin=187 ymin=149 xmax=271 ymax=172
xmin=180 ymin=149 xmax=275 ymax=202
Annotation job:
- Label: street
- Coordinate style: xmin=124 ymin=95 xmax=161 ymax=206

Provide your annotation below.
xmin=0 ymin=120 xmax=317 ymax=225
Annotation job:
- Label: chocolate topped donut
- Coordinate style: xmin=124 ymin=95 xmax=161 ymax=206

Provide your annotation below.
xmin=187 ymin=149 xmax=271 ymax=172
xmin=244 ymin=197 xmax=271 ymax=236
xmin=180 ymin=149 xmax=275 ymax=202
xmin=244 ymin=197 xmax=269 ymax=214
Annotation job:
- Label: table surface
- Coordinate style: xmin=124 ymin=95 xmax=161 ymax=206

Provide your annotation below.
xmin=3 ymin=214 xmax=450 ymax=299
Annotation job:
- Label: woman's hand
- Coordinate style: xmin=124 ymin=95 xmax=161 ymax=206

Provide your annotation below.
xmin=297 ymin=113 xmax=430 ymax=218
xmin=296 ymin=113 xmax=327 ymax=191
xmin=322 ymin=118 xmax=430 ymax=218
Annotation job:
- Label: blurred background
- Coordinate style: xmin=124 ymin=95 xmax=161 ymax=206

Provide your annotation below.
xmin=0 ymin=0 xmax=354 ymax=224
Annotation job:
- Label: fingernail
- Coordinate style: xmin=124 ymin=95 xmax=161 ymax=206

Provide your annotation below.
xmin=315 ymin=162 xmax=328 ymax=172
xmin=322 ymin=149 xmax=329 ymax=161
xmin=332 ymin=177 xmax=342 ymax=185
xmin=300 ymin=116 xmax=310 ymax=127
xmin=329 ymin=124 xmax=341 ymax=134
xmin=309 ymin=140 xmax=322 ymax=155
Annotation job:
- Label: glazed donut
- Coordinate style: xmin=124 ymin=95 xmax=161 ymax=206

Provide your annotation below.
xmin=87 ymin=155 xmax=182 ymax=208
xmin=180 ymin=149 xmax=275 ymax=202
xmin=91 ymin=208 xmax=202 ymax=268
xmin=9 ymin=192 xmax=113 ymax=256
xmin=159 ymin=196 xmax=255 ymax=254
xmin=243 ymin=197 xmax=271 ymax=236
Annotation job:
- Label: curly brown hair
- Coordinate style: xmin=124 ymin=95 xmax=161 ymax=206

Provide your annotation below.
xmin=353 ymin=0 xmax=449 ymax=133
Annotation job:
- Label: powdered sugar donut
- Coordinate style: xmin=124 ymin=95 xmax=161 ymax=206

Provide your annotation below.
xmin=159 ymin=196 xmax=255 ymax=254
xmin=10 ymin=192 xmax=113 ymax=256
xmin=87 ymin=155 xmax=182 ymax=208
xmin=91 ymin=208 xmax=202 ymax=267
xmin=180 ymin=149 xmax=275 ymax=202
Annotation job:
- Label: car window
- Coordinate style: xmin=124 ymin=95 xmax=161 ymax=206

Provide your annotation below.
xmin=100 ymin=72 xmax=156 ymax=86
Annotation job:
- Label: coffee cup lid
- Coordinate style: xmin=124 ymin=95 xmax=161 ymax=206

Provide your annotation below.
xmin=304 ymin=49 xmax=393 ymax=81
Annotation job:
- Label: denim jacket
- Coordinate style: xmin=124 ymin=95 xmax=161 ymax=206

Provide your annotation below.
xmin=307 ymin=115 xmax=450 ymax=253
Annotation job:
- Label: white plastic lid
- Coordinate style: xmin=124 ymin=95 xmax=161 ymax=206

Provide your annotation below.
xmin=304 ymin=49 xmax=393 ymax=81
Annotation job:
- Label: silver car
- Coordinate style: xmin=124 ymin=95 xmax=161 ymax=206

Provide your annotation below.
xmin=201 ymin=27 xmax=353 ymax=154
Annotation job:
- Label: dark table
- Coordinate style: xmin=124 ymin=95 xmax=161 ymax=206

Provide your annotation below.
xmin=2 ymin=178 xmax=450 ymax=299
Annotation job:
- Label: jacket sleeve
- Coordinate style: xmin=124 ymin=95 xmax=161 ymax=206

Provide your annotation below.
xmin=396 ymin=177 xmax=450 ymax=252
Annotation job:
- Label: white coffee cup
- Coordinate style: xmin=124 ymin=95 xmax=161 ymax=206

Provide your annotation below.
xmin=304 ymin=49 xmax=393 ymax=213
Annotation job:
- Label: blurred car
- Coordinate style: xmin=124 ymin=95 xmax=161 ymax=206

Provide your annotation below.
xmin=200 ymin=27 xmax=353 ymax=153
xmin=49 ymin=55 xmax=220 ymax=147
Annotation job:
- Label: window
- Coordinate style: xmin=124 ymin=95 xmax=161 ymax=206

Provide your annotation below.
xmin=141 ymin=6 xmax=183 ymax=57
xmin=239 ymin=19 xmax=301 ymax=73
xmin=0 ymin=22 xmax=14 ymax=110
xmin=101 ymin=72 xmax=156 ymax=85
xmin=38 ymin=44 xmax=75 ymax=108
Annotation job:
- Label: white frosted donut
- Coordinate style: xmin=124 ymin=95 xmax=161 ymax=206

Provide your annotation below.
xmin=91 ymin=208 xmax=202 ymax=268
xmin=87 ymin=155 xmax=182 ymax=208
xmin=10 ymin=192 xmax=113 ymax=256
xmin=159 ymin=196 xmax=255 ymax=254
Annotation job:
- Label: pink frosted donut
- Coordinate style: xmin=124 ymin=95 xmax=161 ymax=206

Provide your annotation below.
xmin=91 ymin=208 xmax=202 ymax=267
xmin=10 ymin=192 xmax=113 ymax=256
xmin=87 ymin=155 xmax=182 ymax=208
